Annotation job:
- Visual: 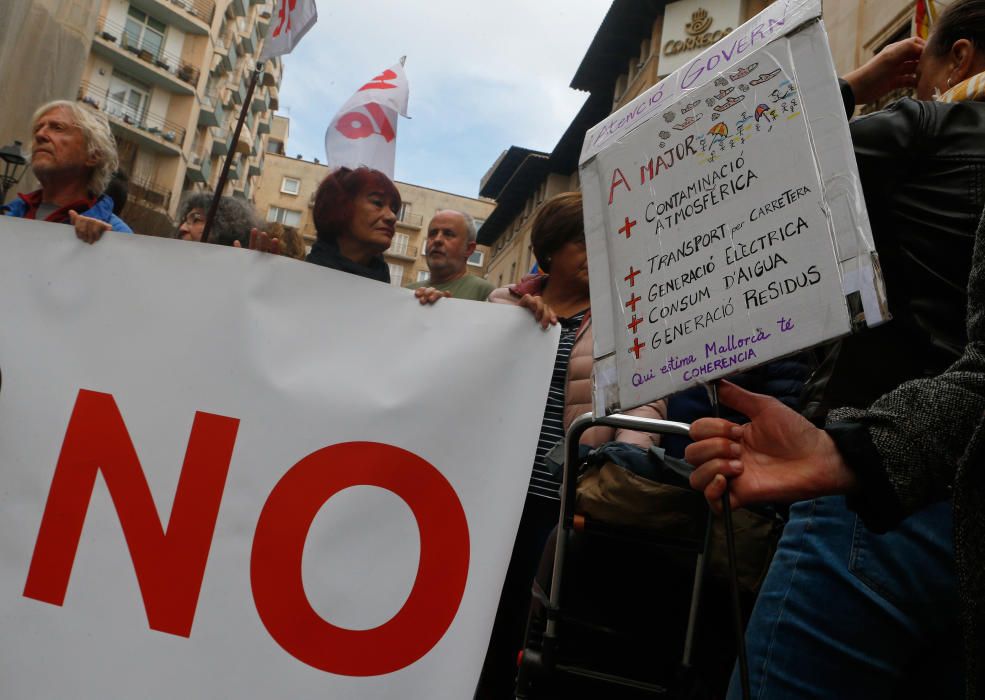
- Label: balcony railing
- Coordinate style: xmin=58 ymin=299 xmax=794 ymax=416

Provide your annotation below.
xmin=128 ymin=175 xmax=172 ymax=211
xmin=153 ymin=0 xmax=214 ymax=25
xmin=78 ymin=80 xmax=186 ymax=149
xmin=397 ymin=211 xmax=423 ymax=227
xmin=95 ymin=17 xmax=201 ymax=87
xmin=385 ymin=243 xmax=418 ymax=260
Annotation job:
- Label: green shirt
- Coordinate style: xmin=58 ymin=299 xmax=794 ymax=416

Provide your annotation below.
xmin=407 ymin=274 xmax=495 ymax=301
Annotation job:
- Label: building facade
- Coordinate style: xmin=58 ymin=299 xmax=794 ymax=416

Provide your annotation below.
xmin=72 ymin=0 xmax=282 ymax=234
xmin=479 ymin=0 xmax=925 ymax=286
xmin=0 ymin=0 xmax=282 ymax=235
xmin=252 ymin=149 xmax=496 ymax=288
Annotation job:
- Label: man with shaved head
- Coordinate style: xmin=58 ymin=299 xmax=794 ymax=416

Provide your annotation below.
xmin=409 ymin=209 xmax=494 ymax=301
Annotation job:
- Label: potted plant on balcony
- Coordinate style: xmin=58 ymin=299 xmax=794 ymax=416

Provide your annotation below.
xmin=177 ymin=64 xmax=197 ymax=84
xmin=100 ymin=31 xmax=117 ymax=43
xmin=155 ymin=58 xmax=170 ymax=71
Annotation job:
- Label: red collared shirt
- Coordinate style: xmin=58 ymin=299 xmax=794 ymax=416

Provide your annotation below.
xmin=17 ymin=189 xmax=97 ymax=224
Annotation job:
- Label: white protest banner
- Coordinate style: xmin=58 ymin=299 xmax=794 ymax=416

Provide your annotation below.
xmin=580 ymin=0 xmax=888 ymax=413
xmin=0 ymin=217 xmax=559 ymax=699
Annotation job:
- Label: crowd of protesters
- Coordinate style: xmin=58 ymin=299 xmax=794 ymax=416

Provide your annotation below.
xmin=4 ymin=1 xmax=985 ymax=696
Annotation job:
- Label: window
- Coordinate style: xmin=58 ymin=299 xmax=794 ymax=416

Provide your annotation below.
xmin=388 ymin=263 xmax=404 ymax=287
xmin=266 ymin=206 xmax=301 ymax=227
xmin=280 ymin=176 xmax=300 ymax=195
xmin=107 ymin=73 xmax=150 ymax=125
xmin=416 ymin=270 xmax=430 ymax=283
xmin=390 ymin=232 xmax=410 ymax=256
xmin=124 ymin=6 xmax=166 ymax=59
xmin=467 ymin=250 xmax=484 ymax=267
xmin=399 ymin=202 xmax=412 ymax=221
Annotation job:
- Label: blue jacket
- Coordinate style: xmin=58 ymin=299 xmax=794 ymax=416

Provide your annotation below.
xmin=2 ymin=192 xmax=133 ymax=233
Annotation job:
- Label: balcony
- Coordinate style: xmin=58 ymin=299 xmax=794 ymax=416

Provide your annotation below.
xmin=256 ymin=117 xmax=270 ymax=135
xmin=211 ymin=127 xmax=229 ymax=155
xmin=229 ymin=75 xmax=247 ymax=104
xmin=261 ymin=56 xmax=280 ymax=87
xmin=128 ymin=0 xmax=214 ymax=34
xmin=187 ymin=150 xmax=212 ymax=183
xmin=233 ymin=180 xmax=251 ymax=200
xmin=129 ymin=175 xmax=172 ymax=212
xmin=397 ymin=210 xmax=423 ymax=228
xmin=248 ymin=156 xmax=262 ymax=177
xmin=93 ymin=17 xmax=200 ymax=94
xmin=267 ymin=85 xmax=279 ymax=110
xmin=250 ymin=88 xmax=268 ymax=114
xmin=385 ymin=244 xmax=418 ymax=262
xmin=228 ymin=0 xmax=247 ymax=18
xmin=239 ymin=24 xmax=259 ymax=54
xmin=78 ymin=80 xmax=185 ymax=154
xmin=216 ymin=33 xmax=237 ymax=73
xmin=198 ymin=90 xmax=225 ymax=127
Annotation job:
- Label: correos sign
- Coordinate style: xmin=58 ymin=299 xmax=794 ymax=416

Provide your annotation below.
xmin=658 ymin=0 xmax=742 ymax=75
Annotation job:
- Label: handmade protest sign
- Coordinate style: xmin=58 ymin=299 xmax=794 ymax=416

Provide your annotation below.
xmin=580 ymin=0 xmax=887 ymax=413
xmin=0 ymin=218 xmax=559 ymax=699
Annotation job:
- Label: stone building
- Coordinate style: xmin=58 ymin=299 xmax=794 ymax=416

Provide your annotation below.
xmin=478 ymin=0 xmax=931 ymax=286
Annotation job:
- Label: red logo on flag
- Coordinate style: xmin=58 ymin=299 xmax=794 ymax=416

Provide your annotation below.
xmin=272 ymin=0 xmax=297 ymax=37
xmin=359 ymin=69 xmax=398 ymax=91
xmin=335 ymin=103 xmax=395 ymax=142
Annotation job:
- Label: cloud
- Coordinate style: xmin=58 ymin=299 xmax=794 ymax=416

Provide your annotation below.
xmin=276 ymin=0 xmax=610 ymax=196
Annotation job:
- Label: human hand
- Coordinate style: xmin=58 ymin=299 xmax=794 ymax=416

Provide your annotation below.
xmin=414 ymin=287 xmax=452 ymax=305
xmin=69 ymin=210 xmax=112 ymax=244
xmin=843 ymin=36 xmax=924 ymax=105
xmin=685 ymin=381 xmax=858 ymax=511
xmin=517 ymin=294 xmax=558 ymax=329
xmin=233 ymin=228 xmax=282 ymax=254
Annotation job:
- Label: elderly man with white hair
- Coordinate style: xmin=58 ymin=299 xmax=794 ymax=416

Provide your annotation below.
xmin=2 ymin=100 xmax=132 ymax=239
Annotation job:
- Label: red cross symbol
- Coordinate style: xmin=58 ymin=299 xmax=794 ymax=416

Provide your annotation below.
xmin=627 ymin=315 xmax=643 ymax=334
xmin=625 ymin=294 xmax=641 ymax=312
xmin=624 ymin=266 xmax=641 ymax=287
xmin=618 ymin=216 xmax=637 ymax=239
xmin=629 ymin=337 xmax=646 ymax=359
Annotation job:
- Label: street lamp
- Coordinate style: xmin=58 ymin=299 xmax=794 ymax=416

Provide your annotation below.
xmin=0 ymin=140 xmax=27 ymax=204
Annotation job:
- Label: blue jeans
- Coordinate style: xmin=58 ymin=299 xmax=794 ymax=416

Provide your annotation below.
xmin=729 ymin=495 xmax=962 ymax=699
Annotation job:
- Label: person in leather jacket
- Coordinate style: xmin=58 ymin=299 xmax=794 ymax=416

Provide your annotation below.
xmin=688 ymin=1 xmax=985 ymax=697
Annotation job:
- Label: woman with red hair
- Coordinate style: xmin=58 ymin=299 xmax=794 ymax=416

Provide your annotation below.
xmin=306 ymin=166 xmax=402 ymax=282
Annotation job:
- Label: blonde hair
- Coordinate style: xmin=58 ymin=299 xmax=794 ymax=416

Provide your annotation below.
xmin=31 ymin=100 xmax=119 ymax=195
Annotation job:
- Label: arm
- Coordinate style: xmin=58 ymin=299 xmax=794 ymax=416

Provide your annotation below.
xmin=686 ymin=212 xmax=985 ymax=522
xmin=826 ymin=215 xmax=985 ymax=523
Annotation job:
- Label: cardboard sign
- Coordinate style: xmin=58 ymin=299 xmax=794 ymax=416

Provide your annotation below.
xmin=0 ymin=218 xmax=559 ymax=699
xmin=580 ymin=0 xmax=887 ymax=413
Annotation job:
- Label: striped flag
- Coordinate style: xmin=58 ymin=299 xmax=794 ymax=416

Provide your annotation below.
xmin=912 ymin=0 xmax=937 ymax=39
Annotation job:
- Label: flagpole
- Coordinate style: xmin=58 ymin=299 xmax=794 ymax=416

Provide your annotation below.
xmin=202 ymin=61 xmax=264 ymax=244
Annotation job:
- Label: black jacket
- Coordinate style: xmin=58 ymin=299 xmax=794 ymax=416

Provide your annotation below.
xmin=809 ymin=91 xmax=985 ymax=416
xmin=306 ymin=237 xmax=391 ymax=283
xmin=825 ymin=87 xmax=985 ymax=698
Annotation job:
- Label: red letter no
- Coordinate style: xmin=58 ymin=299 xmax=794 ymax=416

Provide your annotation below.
xmin=22 ymin=390 xmax=239 ymax=637
xmin=251 ymin=442 xmax=470 ymax=676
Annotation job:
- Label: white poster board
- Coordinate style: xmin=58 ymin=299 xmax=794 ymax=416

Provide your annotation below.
xmin=0 ymin=218 xmax=560 ymax=699
xmin=580 ymin=0 xmax=887 ymax=413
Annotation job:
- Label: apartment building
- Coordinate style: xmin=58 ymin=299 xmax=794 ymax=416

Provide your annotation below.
xmin=478 ymin=0 xmax=924 ymax=286
xmin=76 ymin=0 xmax=282 ymax=234
xmin=253 ymin=149 xmax=496 ymax=288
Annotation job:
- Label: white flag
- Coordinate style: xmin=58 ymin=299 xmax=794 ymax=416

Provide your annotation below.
xmin=324 ymin=61 xmax=410 ymax=177
xmin=259 ymin=0 xmax=318 ymax=62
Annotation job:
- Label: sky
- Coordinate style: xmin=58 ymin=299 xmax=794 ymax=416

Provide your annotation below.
xmin=275 ymin=1 xmax=612 ymax=198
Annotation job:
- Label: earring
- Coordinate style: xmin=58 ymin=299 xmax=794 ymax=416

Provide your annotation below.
xmin=947 ymin=76 xmax=953 ymax=89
